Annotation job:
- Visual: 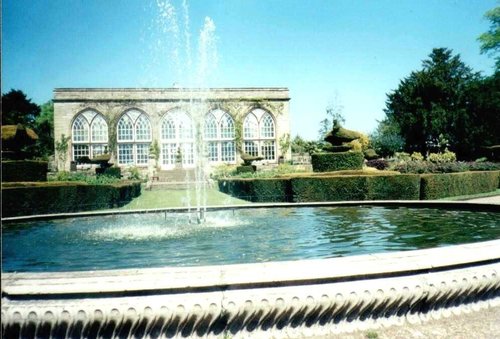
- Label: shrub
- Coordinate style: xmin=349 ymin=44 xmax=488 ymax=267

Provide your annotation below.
xmin=210 ymin=164 xmax=237 ymax=179
xmin=311 ymin=151 xmax=364 ymax=172
xmin=420 ymin=171 xmax=499 ymax=199
xmin=394 ymin=152 xmax=411 ymax=162
xmin=366 ymin=175 xmax=420 ymax=200
xmin=1 ymin=181 xmax=141 ymax=217
xmin=427 ymin=150 xmax=457 ymax=163
xmin=105 ymin=166 xmax=123 ymax=178
xmin=466 ymin=161 xmax=500 ymax=171
xmin=394 ymin=161 xmax=436 ymax=174
xmin=218 ymin=178 xmax=291 ymax=202
xmin=410 ymin=152 xmax=424 ymax=161
xmin=291 ymin=176 xmax=367 ymax=202
xmin=48 ymin=171 xmax=121 ymax=184
xmin=2 ymin=160 xmax=48 ymax=182
xmin=366 ymin=159 xmax=389 ymax=170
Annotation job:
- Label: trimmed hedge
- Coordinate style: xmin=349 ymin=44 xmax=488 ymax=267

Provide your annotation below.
xmin=292 ymin=174 xmax=420 ymax=202
xmin=291 ymin=176 xmax=366 ymax=202
xmin=420 ymin=171 xmax=499 ymax=200
xmin=365 ymin=175 xmax=420 ymax=200
xmin=2 ymin=160 xmax=48 ymax=182
xmin=311 ymin=152 xmax=364 ymax=172
xmin=1 ymin=181 xmax=141 ymax=217
xmin=219 ymin=178 xmax=291 ymax=202
xmin=218 ymin=171 xmax=498 ymax=202
xmin=219 ymin=174 xmax=421 ymax=203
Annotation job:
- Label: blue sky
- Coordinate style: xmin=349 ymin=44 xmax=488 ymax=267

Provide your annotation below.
xmin=2 ymin=0 xmax=497 ymax=139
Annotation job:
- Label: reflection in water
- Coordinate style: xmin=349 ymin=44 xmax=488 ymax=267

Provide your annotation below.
xmin=2 ymin=206 xmax=499 ymax=272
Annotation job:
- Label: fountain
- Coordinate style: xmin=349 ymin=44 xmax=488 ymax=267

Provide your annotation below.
xmin=2 ymin=201 xmax=500 ymax=337
xmin=2 ymin=1 xmax=500 ymax=338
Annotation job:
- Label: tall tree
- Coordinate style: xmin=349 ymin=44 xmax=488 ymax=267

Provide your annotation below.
xmin=1 ymin=89 xmax=41 ymax=126
xmin=33 ymin=101 xmax=55 ymax=159
xmin=478 ymin=6 xmax=500 ymax=69
xmin=384 ymin=48 xmax=481 ymax=157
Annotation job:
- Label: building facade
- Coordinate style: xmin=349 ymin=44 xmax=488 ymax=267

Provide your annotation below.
xmin=53 ymin=88 xmax=290 ymax=171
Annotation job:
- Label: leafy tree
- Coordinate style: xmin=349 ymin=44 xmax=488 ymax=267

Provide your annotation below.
xmin=318 ymin=118 xmax=331 ymax=142
xmin=462 ymin=71 xmax=500 ymax=158
xmin=33 ymin=101 xmax=55 ymax=159
xmin=384 ymin=48 xmax=481 ymax=157
xmin=369 ymin=119 xmax=404 ymax=157
xmin=478 ymin=6 xmax=500 ymax=69
xmin=1 ymin=89 xmax=41 ymax=126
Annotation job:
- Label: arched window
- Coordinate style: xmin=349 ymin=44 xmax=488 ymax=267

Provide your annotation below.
xmin=116 ymin=110 xmax=152 ymax=166
xmin=203 ymin=110 xmax=236 ymax=163
xmin=160 ymin=109 xmax=195 ymax=169
xmin=243 ymin=109 xmax=276 ymax=161
xmin=71 ymin=110 xmax=108 ymax=161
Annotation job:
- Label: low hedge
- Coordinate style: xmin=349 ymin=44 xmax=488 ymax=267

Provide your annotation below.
xmin=1 ymin=181 xmax=141 ymax=217
xmin=311 ymin=152 xmax=364 ymax=172
xmin=218 ymin=178 xmax=291 ymax=202
xmin=292 ymin=174 xmax=420 ymax=202
xmin=219 ymin=174 xmax=420 ymax=202
xmin=2 ymin=160 xmax=48 ymax=182
xmin=366 ymin=174 xmax=421 ymax=200
xmin=420 ymin=171 xmax=499 ymax=200
xmin=218 ymin=171 xmax=498 ymax=202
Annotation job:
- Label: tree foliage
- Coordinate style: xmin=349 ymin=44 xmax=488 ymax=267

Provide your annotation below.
xmin=1 ymin=89 xmax=40 ymax=126
xmin=383 ymin=48 xmax=499 ymax=159
xmin=1 ymin=90 xmax=54 ymax=159
xmin=478 ymin=6 xmax=500 ymax=69
xmin=369 ymin=119 xmax=404 ymax=157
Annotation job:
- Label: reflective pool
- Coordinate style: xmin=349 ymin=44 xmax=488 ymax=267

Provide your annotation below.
xmin=2 ymin=206 xmax=499 ymax=272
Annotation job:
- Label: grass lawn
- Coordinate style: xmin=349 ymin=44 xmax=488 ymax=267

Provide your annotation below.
xmin=118 ymin=187 xmax=250 ymax=210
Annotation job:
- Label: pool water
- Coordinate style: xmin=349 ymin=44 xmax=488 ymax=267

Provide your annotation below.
xmin=2 ymin=206 xmax=499 ymax=272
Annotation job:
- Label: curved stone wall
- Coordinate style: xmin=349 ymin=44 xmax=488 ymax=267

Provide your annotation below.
xmin=2 ymin=237 xmax=499 ymax=338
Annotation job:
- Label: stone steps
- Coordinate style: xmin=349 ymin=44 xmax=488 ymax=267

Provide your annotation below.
xmin=148 ymin=169 xmax=206 ymax=190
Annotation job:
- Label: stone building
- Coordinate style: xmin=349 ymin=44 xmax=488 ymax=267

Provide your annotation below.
xmin=53 ymin=88 xmax=290 ymax=171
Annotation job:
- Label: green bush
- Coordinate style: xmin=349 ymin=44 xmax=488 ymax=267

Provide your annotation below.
xmin=420 ymin=171 xmax=499 ymax=199
xmin=49 ymin=171 xmax=121 ymax=184
xmin=105 ymin=166 xmax=122 ymax=178
xmin=218 ymin=178 xmax=291 ymax=202
xmin=1 ymin=160 xmax=48 ymax=182
xmin=291 ymin=176 xmax=367 ymax=202
xmin=366 ymin=174 xmax=420 ymax=200
xmin=1 ymin=181 xmax=141 ymax=217
xmin=427 ymin=150 xmax=457 ymax=163
xmin=311 ymin=151 xmax=364 ymax=172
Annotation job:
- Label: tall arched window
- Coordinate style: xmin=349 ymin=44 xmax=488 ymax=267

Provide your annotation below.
xmin=203 ymin=110 xmax=236 ymax=163
xmin=71 ymin=110 xmax=108 ymax=161
xmin=116 ymin=110 xmax=152 ymax=166
xmin=243 ymin=109 xmax=276 ymax=160
xmin=160 ymin=109 xmax=195 ymax=169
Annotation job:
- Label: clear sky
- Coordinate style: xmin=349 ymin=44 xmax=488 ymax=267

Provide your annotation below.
xmin=2 ymin=0 xmax=497 ymax=140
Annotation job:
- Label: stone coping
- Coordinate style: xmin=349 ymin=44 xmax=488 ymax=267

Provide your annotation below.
xmin=3 ymin=239 xmax=499 ymax=297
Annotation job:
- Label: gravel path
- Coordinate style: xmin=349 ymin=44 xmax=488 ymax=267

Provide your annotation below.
xmin=462 ymin=194 xmax=500 ymax=204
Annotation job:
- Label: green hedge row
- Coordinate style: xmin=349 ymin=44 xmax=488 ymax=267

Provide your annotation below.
xmin=218 ymin=178 xmax=291 ymax=202
xmin=219 ymin=174 xmax=421 ymax=202
xmin=219 ymin=171 xmax=499 ymax=203
xmin=291 ymin=174 xmax=421 ymax=202
xmin=420 ymin=171 xmax=499 ymax=199
xmin=1 ymin=160 xmax=48 ymax=182
xmin=1 ymin=181 xmax=141 ymax=217
xmin=311 ymin=152 xmax=364 ymax=172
